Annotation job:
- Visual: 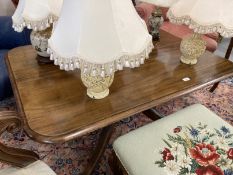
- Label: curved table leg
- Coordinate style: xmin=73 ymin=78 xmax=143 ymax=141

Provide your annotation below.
xmin=85 ymin=108 xmax=163 ymax=175
xmin=0 ymin=110 xmax=39 ymax=168
xmin=209 ymin=82 xmax=220 ymax=93
xmin=81 ymin=125 xmax=114 ymax=175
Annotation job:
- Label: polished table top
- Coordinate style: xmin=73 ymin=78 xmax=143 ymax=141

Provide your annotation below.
xmin=6 ymin=31 xmax=233 ymax=143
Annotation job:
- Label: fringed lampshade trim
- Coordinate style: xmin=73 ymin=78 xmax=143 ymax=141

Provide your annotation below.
xmin=12 ymin=14 xmax=58 ymax=32
xmin=47 ymin=39 xmax=154 ymax=77
xmin=167 ymin=10 xmax=233 ymax=38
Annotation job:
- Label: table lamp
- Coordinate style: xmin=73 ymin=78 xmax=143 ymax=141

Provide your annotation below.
xmin=167 ymin=0 xmax=233 ymax=64
xmin=12 ymin=0 xmax=63 ymax=62
xmin=139 ymin=0 xmax=178 ymax=41
xmin=48 ymin=0 xmax=153 ymax=99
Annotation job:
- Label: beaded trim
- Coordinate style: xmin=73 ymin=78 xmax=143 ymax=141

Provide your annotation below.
xmin=12 ymin=14 xmax=58 ymax=32
xmin=167 ymin=10 xmax=233 ymax=37
xmin=47 ymin=38 xmax=154 ymax=77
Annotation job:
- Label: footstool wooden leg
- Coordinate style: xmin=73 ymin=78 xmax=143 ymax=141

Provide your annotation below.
xmin=110 ymin=152 xmax=128 ymax=175
xmin=81 ymin=125 xmax=114 ymax=175
xmin=143 ymin=108 xmax=164 ymax=121
xmin=0 ymin=110 xmax=39 ymax=168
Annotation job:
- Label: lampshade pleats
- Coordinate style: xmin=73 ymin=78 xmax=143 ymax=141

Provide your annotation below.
xmin=12 ymin=0 xmax=63 ymax=32
xmin=12 ymin=0 xmax=26 ymax=32
xmin=168 ymin=0 xmax=233 ymax=37
xmin=48 ymin=0 xmax=153 ymax=77
xmin=139 ymin=0 xmax=179 ymax=7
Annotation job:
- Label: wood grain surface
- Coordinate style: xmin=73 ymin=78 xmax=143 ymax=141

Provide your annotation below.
xmin=6 ymin=31 xmax=233 ymax=143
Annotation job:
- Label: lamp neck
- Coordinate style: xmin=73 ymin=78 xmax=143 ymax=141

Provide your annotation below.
xmin=192 ymin=33 xmax=202 ymax=39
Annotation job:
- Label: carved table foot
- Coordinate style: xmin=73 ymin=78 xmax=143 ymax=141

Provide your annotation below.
xmin=0 ymin=110 xmax=39 ymax=168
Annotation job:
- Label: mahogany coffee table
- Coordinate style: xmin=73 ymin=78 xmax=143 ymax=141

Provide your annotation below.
xmin=2 ymin=31 xmax=233 ymax=174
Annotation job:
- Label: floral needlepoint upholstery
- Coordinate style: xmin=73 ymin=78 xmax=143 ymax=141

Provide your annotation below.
xmin=155 ymin=124 xmax=233 ymax=175
xmin=113 ymin=104 xmax=233 ymax=175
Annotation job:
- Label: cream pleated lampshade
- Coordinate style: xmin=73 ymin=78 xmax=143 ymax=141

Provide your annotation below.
xmin=139 ymin=0 xmax=178 ymax=7
xmin=168 ymin=0 xmax=233 ymax=37
xmin=48 ymin=0 xmax=153 ymax=77
xmin=12 ymin=0 xmax=63 ymax=32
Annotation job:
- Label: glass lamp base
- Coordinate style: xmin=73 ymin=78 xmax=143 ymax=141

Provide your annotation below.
xmin=180 ymin=33 xmax=206 ymax=65
xmin=81 ymin=73 xmax=114 ymax=99
xmin=87 ymin=89 xmax=110 ymax=99
xmin=180 ymin=55 xmax=198 ymax=65
xmin=30 ymin=27 xmax=53 ymax=63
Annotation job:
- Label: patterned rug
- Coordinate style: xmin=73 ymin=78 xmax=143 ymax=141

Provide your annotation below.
xmin=0 ymin=78 xmax=233 ymax=175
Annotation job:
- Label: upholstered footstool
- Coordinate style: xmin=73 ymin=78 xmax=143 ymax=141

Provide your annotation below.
xmin=0 ymin=160 xmax=56 ymax=175
xmin=113 ymin=104 xmax=233 ymax=175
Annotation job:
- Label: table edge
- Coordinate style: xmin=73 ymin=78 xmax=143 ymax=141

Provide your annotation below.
xmin=5 ymin=50 xmax=233 ymax=143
